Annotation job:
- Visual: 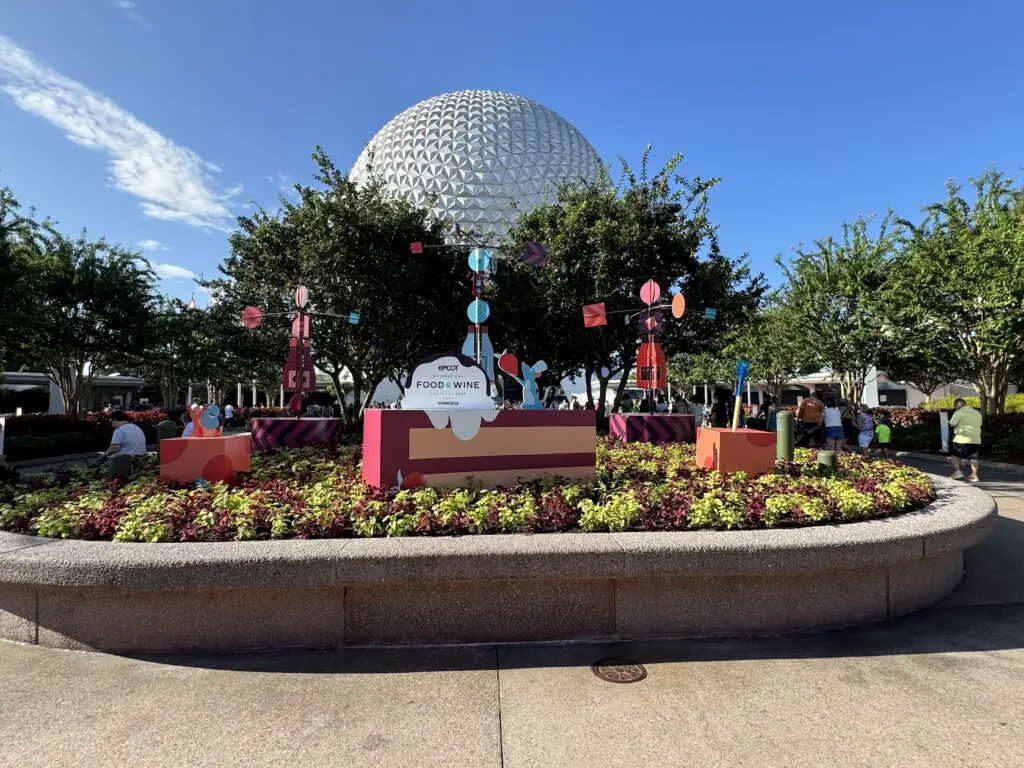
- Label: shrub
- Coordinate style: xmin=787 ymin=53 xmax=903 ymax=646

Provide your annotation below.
xmin=0 ymin=440 xmax=936 ymax=540
xmin=990 ymin=431 xmax=1024 ymax=461
xmin=920 ymin=393 xmax=1024 ymax=413
xmin=3 ymin=410 xmax=170 ymax=461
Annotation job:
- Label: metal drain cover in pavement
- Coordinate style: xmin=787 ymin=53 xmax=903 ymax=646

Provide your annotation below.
xmin=591 ymin=658 xmax=647 ymax=683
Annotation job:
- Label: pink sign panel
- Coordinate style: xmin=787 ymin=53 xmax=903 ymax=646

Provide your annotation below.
xmin=291 ymin=314 xmax=311 ymax=339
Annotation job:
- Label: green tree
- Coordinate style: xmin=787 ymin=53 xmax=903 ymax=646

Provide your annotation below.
xmin=196 ymin=297 xmax=284 ymax=406
xmin=777 ymin=213 xmax=897 ymax=405
xmin=127 ymin=299 xmax=201 ymax=408
xmin=495 ymin=150 xmax=764 ymax=413
xmin=666 ymin=349 xmax=733 ymax=396
xmin=729 ymin=297 xmax=818 ymax=400
xmin=890 ymin=169 xmax=1024 ymax=414
xmin=20 ymin=232 xmax=158 ymax=416
xmin=876 ymin=322 xmax=968 ymax=402
xmin=212 ymin=148 xmax=467 ymax=420
xmin=0 ymin=185 xmax=45 ymax=367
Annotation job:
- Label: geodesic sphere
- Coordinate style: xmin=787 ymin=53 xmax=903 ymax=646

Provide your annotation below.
xmin=350 ymin=90 xmax=600 ymax=240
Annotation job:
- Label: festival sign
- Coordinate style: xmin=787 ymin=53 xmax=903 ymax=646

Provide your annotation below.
xmin=403 ymin=353 xmax=498 ymax=440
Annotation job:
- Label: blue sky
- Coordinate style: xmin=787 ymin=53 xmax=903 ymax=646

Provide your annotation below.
xmin=2 ymin=0 xmax=1022 ymax=303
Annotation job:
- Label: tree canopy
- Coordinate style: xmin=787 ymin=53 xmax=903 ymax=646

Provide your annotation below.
xmin=210 ymin=147 xmax=467 ymax=418
xmin=887 ymin=169 xmax=1024 ymax=413
xmin=776 ymin=213 xmax=897 ymax=405
xmin=17 ymin=231 xmax=158 ymax=416
xmin=494 ymin=150 xmax=764 ymax=412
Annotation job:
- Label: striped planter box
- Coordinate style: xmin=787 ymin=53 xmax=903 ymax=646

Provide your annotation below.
xmin=363 ymin=409 xmax=597 ymax=489
xmin=250 ymin=418 xmax=344 ymax=452
xmin=610 ymin=413 xmax=696 ymax=444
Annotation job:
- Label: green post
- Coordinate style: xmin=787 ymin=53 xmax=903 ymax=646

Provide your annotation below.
xmin=817 ymin=450 xmax=837 ymax=475
xmin=156 ymin=420 xmax=178 ymax=460
xmin=108 ymin=453 xmax=133 ymax=480
xmin=776 ymin=411 xmax=794 ymax=462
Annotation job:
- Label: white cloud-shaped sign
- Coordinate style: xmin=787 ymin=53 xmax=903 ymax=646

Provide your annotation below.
xmin=403 ymin=353 xmax=498 ymax=441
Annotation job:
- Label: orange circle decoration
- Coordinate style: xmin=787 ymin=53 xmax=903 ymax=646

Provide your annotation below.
xmin=240 ymin=306 xmax=263 ymax=329
xmin=671 ymin=293 xmax=686 ymax=319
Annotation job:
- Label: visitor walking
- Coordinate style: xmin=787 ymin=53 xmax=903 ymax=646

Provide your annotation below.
xmin=655 ymin=392 xmax=669 ymax=413
xmin=224 ymin=402 xmax=235 ymax=428
xmin=796 ymin=392 xmax=825 ymax=447
xmin=874 ymin=413 xmax=892 ymax=459
xmin=106 ymin=411 xmax=148 ymax=457
xmin=759 ymin=396 xmax=781 ymax=432
xmin=856 ymin=405 xmax=875 ymax=458
xmin=949 ymin=398 xmax=982 ymax=482
xmin=824 ymin=398 xmax=844 ymax=452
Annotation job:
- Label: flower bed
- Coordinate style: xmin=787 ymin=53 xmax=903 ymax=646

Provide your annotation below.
xmin=0 ymin=439 xmax=936 ymax=543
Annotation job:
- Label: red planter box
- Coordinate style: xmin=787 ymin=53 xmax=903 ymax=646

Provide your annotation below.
xmin=696 ymin=427 xmax=776 ymax=477
xmin=362 ymin=409 xmax=597 ymax=489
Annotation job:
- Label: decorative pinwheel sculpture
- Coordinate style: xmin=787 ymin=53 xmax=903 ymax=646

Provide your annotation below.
xmin=408 ymin=234 xmax=549 ymax=390
xmin=240 ymin=286 xmax=359 ymax=415
xmin=582 ymin=280 xmax=718 ymax=411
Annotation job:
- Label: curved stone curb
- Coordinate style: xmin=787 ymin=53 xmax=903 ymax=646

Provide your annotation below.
xmin=0 ymin=475 xmax=997 ymax=652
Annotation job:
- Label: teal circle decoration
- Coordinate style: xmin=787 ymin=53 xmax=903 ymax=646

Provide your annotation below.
xmin=468 ymin=248 xmax=492 ymax=272
xmin=467 ymin=299 xmax=490 ymax=323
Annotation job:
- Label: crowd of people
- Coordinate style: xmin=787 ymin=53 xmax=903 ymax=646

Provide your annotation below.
xmin=790 ymin=393 xmax=892 ymax=458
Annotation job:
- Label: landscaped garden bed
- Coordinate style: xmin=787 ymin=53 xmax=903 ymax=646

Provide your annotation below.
xmin=0 ymin=439 xmax=936 ymax=542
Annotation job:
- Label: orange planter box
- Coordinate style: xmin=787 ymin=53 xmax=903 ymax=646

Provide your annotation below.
xmin=696 ymin=427 xmax=776 ymax=477
xmin=159 ymin=434 xmax=252 ymax=485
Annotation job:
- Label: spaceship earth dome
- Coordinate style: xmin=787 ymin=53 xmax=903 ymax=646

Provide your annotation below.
xmin=349 ymin=90 xmax=600 ymax=240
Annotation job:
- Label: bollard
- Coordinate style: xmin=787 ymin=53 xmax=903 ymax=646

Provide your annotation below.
xmin=156 ymin=420 xmax=179 ymax=460
xmin=108 ymin=453 xmax=133 ymax=480
xmin=817 ymin=450 xmax=837 ymax=475
xmin=776 ymin=411 xmax=794 ymax=462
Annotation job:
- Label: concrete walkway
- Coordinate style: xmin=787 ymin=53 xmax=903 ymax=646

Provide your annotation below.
xmin=2 ymin=460 xmax=1023 ymax=767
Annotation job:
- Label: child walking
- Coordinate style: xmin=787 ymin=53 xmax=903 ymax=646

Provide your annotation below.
xmin=874 ymin=415 xmax=892 ymax=459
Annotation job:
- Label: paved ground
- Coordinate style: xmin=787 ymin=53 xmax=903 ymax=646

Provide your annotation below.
xmin=2 ymin=456 xmax=1022 ymax=767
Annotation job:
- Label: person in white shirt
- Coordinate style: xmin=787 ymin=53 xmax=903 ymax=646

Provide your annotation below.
xmin=224 ymin=403 xmax=235 ymax=426
xmin=107 ymin=411 xmax=148 ymax=457
xmin=823 ymin=398 xmax=844 ymax=452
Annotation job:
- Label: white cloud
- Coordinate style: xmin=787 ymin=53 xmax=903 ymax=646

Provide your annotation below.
xmin=149 ymin=261 xmax=197 ymax=280
xmin=0 ymin=35 xmax=238 ymax=231
xmin=112 ymin=0 xmax=149 ymax=27
xmin=271 ymin=172 xmax=299 ymax=201
xmin=137 ymin=239 xmax=168 ymax=251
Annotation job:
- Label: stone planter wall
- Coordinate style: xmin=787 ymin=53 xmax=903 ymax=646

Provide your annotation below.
xmin=0 ymin=476 xmax=996 ymax=653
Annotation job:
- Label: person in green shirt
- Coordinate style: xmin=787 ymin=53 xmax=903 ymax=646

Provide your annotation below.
xmin=949 ymin=398 xmax=982 ymax=482
xmin=874 ymin=416 xmax=892 ymax=459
